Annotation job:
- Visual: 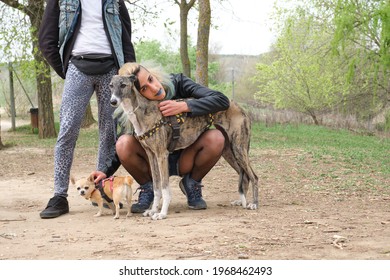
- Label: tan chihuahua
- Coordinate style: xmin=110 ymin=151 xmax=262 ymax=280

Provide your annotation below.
xmin=71 ymin=174 xmax=134 ymax=219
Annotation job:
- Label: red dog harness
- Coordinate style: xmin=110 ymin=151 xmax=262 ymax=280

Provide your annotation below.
xmin=95 ymin=176 xmax=115 ymax=203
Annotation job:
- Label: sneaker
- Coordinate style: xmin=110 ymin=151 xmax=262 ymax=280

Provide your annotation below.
xmin=131 ymin=182 xmax=154 ymax=213
xmin=40 ymin=196 xmax=69 ymax=219
xmin=179 ymin=174 xmax=207 ymax=210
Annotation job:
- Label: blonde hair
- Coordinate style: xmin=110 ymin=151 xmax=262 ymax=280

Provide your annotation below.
xmin=119 ymin=61 xmax=175 ymax=99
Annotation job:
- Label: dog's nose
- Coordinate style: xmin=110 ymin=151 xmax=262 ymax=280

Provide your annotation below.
xmin=80 ymin=190 xmax=85 ymax=195
xmin=110 ymin=98 xmax=118 ymax=107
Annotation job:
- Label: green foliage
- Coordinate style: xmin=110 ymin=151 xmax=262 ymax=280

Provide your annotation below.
xmin=332 ymin=0 xmax=390 ymax=72
xmin=134 ymin=39 xmax=229 ymax=94
xmin=135 ymin=40 xmax=183 ymax=74
xmin=0 ymin=4 xmax=32 ymax=62
xmin=253 ymin=11 xmax=350 ymax=123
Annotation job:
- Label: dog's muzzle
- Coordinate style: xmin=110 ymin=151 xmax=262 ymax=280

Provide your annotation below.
xmin=110 ymin=97 xmax=119 ymax=107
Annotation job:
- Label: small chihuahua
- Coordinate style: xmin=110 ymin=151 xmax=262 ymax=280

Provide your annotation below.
xmin=71 ymin=174 xmax=134 ymax=219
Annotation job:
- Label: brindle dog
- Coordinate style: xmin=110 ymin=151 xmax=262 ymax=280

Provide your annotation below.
xmin=109 ymin=74 xmax=259 ymax=220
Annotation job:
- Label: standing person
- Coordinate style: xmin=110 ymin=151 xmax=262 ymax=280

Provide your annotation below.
xmin=38 ymin=0 xmax=136 ymax=219
xmin=91 ymin=62 xmax=230 ymax=213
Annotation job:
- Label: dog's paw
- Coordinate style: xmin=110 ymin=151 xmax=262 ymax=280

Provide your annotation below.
xmin=151 ymin=213 xmax=167 ymax=220
xmin=230 ymin=200 xmax=243 ymax=207
xmin=94 ymin=212 xmax=102 ymax=217
xmin=113 ymin=215 xmax=120 ymax=219
xmin=246 ymin=203 xmax=258 ymax=210
xmin=143 ymin=210 xmax=156 ymax=217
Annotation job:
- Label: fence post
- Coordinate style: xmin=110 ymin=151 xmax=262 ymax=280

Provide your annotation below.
xmin=8 ymin=62 xmax=16 ymax=131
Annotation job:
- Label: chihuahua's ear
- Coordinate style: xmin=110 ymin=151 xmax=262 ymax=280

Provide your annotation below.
xmin=88 ymin=174 xmax=95 ymax=183
xmin=70 ymin=175 xmax=75 ymax=185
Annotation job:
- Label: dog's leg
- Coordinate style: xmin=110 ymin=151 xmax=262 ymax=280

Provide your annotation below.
xmin=125 ymin=185 xmax=132 ymax=217
xmin=142 ymin=149 xmax=171 ymax=220
xmin=95 ymin=197 xmax=104 ymax=217
xmin=113 ymin=202 xmax=120 ymax=219
xmin=219 ymin=119 xmax=259 ymax=210
xmin=142 ymin=150 xmax=161 ymax=218
xmin=233 ymin=152 xmax=259 ymax=210
xmin=153 ymin=154 xmax=171 ymax=220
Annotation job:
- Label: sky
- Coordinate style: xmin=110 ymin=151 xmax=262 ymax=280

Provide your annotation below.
xmin=133 ymin=0 xmax=278 ymax=56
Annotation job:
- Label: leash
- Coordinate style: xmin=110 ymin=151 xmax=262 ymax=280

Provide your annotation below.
xmin=95 ymin=176 xmax=115 ymax=203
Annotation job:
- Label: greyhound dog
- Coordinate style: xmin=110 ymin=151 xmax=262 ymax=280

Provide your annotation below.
xmin=109 ymin=74 xmax=259 ymax=220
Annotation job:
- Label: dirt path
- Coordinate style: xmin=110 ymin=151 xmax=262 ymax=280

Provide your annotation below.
xmin=0 ymin=129 xmax=390 ymax=260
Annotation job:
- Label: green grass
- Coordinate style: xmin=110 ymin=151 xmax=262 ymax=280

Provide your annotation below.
xmin=251 ymin=122 xmax=390 ymax=174
xmin=5 ymin=122 xmax=99 ymax=149
xmin=4 ymin=121 xmax=390 ymax=177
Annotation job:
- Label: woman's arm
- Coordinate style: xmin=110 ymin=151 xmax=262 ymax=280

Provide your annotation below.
xmin=171 ymin=73 xmax=230 ymax=116
xmin=38 ymin=0 xmax=64 ymax=78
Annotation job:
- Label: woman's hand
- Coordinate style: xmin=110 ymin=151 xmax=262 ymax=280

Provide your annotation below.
xmin=90 ymin=171 xmax=107 ymax=184
xmin=158 ymin=100 xmax=189 ymax=116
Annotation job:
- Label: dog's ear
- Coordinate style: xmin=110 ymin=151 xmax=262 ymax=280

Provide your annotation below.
xmin=129 ymin=74 xmax=136 ymax=82
xmin=70 ymin=176 xmax=75 ymax=185
xmin=87 ymin=174 xmax=95 ymax=183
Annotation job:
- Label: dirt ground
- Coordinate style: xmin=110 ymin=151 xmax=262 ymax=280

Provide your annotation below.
xmin=1 ymin=125 xmax=390 ymax=261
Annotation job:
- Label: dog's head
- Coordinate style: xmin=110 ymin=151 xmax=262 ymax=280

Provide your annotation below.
xmin=71 ymin=175 xmax=96 ymax=199
xmin=109 ymin=74 xmax=137 ymax=108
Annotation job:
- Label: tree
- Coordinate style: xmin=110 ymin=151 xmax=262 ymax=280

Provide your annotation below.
xmin=174 ymin=0 xmax=196 ymax=77
xmin=291 ymin=0 xmax=389 ymax=124
xmin=329 ymin=0 xmax=389 ymax=122
xmin=0 ymin=0 xmax=56 ymax=138
xmin=196 ymin=0 xmax=211 ymax=86
xmin=254 ymin=11 xmax=350 ymax=125
xmin=331 ymin=0 xmax=389 ymax=77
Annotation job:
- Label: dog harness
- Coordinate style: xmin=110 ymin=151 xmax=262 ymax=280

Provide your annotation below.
xmin=95 ymin=176 xmax=115 ymax=203
xmin=136 ymin=113 xmax=214 ymax=152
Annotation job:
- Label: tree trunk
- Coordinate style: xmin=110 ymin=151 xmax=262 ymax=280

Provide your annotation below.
xmin=196 ymin=0 xmax=210 ymax=86
xmin=28 ymin=0 xmax=57 ymax=138
xmin=176 ymin=0 xmax=196 ymax=77
xmin=81 ymin=102 xmax=96 ymax=128
xmin=310 ymin=112 xmax=319 ymax=125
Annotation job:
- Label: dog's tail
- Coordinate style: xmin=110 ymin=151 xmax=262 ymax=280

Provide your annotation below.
xmin=124 ymin=175 xmax=134 ymax=186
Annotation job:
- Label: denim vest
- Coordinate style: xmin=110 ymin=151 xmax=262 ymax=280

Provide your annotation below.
xmin=58 ymin=0 xmax=124 ymax=66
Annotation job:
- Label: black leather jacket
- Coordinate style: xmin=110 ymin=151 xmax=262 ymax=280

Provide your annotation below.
xmin=102 ymin=73 xmax=230 ymax=176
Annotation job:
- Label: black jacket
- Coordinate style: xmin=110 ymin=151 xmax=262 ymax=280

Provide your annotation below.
xmin=102 ymin=73 xmax=230 ymax=176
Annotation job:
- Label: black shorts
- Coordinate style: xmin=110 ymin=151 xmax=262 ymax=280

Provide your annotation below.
xmin=168 ymin=149 xmax=182 ymax=176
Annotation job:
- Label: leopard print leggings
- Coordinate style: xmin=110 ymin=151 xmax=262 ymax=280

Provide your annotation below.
xmin=54 ymin=63 xmax=117 ymax=197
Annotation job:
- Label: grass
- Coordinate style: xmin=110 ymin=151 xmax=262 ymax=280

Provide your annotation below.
xmin=4 ymin=122 xmax=99 ymax=150
xmin=251 ymin=122 xmax=390 ymax=175
xmin=3 ymin=121 xmax=390 ymax=177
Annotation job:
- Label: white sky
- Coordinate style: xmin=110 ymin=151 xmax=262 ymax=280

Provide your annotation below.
xmin=133 ymin=0 xmax=277 ymax=56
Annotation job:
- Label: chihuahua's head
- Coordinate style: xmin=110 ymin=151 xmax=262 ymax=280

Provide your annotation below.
xmin=71 ymin=175 xmax=96 ymax=199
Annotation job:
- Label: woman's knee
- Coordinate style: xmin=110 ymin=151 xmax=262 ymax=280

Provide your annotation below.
xmin=116 ymin=135 xmax=134 ymax=157
xmin=202 ymin=129 xmax=225 ymax=151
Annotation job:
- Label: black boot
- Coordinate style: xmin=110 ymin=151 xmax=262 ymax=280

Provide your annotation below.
xmin=40 ymin=196 xmax=69 ymax=219
xmin=131 ymin=182 xmax=154 ymax=213
xmin=179 ymin=174 xmax=207 ymax=210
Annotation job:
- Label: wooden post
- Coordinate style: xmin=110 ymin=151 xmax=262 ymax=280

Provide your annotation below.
xmin=8 ymin=62 xmax=16 ymax=131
